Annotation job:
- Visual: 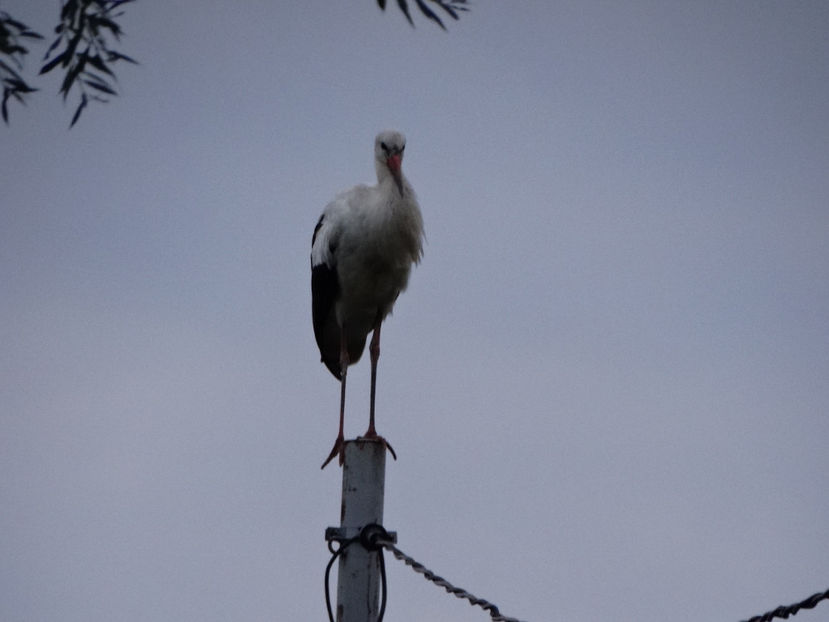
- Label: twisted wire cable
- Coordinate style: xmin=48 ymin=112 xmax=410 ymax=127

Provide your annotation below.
xmin=327 ymin=523 xmax=828 ymax=622
xmin=740 ymin=587 xmax=829 ymax=622
xmin=370 ymin=530 xmax=526 ymax=622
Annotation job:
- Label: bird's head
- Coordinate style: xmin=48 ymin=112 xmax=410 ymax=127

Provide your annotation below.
xmin=375 ymin=130 xmax=406 ymax=196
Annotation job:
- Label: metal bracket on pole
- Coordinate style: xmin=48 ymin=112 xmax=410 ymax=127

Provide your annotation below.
xmin=324 ymin=438 xmax=392 ymax=622
xmin=325 ymin=527 xmax=397 ymax=547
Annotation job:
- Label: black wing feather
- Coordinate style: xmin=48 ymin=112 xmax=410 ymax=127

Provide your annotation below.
xmin=312 ymin=263 xmax=341 ymax=379
xmin=311 ymin=215 xmax=342 ymax=379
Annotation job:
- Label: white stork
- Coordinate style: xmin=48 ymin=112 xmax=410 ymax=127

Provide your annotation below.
xmin=311 ymin=130 xmax=424 ymax=469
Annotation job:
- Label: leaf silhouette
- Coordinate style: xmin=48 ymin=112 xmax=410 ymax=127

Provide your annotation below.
xmin=377 ymin=0 xmax=468 ymax=28
xmin=69 ymin=91 xmax=87 ymax=127
xmin=40 ymin=49 xmax=68 ymax=74
xmin=83 ymin=76 xmax=116 ymax=95
xmin=396 ymin=0 xmax=415 ymax=26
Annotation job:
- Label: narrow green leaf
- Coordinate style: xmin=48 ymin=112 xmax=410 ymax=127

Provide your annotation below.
xmin=60 ymin=56 xmax=87 ymax=99
xmin=4 ymin=77 xmax=37 ymax=93
xmin=3 ymin=17 xmax=29 ymax=31
xmin=107 ymin=50 xmax=137 ymax=64
xmin=87 ymin=54 xmax=114 ymax=77
xmin=83 ymin=77 xmax=116 ymax=95
xmin=44 ymin=36 xmax=63 ymax=59
xmin=64 ymin=31 xmax=83 ymax=67
xmin=61 ymin=0 xmax=79 ymax=22
xmin=94 ymin=16 xmax=121 ymax=38
xmin=414 ymin=0 xmax=446 ymax=28
xmin=0 ymin=58 xmax=24 ymax=80
xmin=40 ymin=50 xmax=68 ymax=74
xmin=1 ymin=89 xmax=9 ymax=124
xmin=69 ymin=92 xmax=87 ymax=128
xmin=396 ymin=0 xmax=414 ymax=26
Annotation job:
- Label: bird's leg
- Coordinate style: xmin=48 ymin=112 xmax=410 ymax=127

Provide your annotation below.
xmin=360 ymin=319 xmax=396 ymax=460
xmin=321 ymin=325 xmax=349 ymax=469
xmin=366 ymin=322 xmax=381 ymax=437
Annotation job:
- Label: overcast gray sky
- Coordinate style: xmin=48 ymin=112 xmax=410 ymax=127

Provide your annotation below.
xmin=2 ymin=2 xmax=828 ymax=621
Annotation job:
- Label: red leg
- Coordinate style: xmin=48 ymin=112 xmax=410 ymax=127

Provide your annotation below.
xmin=366 ymin=322 xmax=381 ymax=437
xmin=321 ymin=324 xmax=349 ymax=469
xmin=360 ymin=321 xmax=396 ymax=460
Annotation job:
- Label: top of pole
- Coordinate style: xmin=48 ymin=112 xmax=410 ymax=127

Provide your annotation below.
xmin=340 ymin=439 xmax=387 ymax=529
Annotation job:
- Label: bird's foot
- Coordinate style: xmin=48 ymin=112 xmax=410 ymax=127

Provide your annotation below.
xmin=358 ymin=430 xmax=397 ymax=461
xmin=321 ymin=435 xmax=345 ymax=469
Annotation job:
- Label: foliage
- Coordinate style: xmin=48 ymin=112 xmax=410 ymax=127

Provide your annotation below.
xmin=376 ymin=0 xmax=469 ymax=30
xmin=0 ymin=0 xmax=135 ymax=127
xmin=40 ymin=0 xmax=138 ymax=127
xmin=1 ymin=1 xmax=468 ymax=127
xmin=0 ymin=11 xmax=43 ymax=123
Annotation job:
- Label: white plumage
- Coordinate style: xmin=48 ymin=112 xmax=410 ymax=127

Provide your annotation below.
xmin=311 ymin=130 xmax=424 ymax=468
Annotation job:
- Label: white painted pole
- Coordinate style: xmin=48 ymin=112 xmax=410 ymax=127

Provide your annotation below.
xmin=335 ymin=438 xmax=386 ymax=622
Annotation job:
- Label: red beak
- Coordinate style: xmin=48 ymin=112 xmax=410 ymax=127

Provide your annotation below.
xmin=387 ymin=154 xmax=403 ymax=195
xmin=387 ymin=153 xmax=401 ymax=175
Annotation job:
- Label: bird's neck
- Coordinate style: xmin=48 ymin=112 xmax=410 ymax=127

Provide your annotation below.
xmin=376 ymin=164 xmax=407 ymax=198
xmin=375 ymin=160 xmax=391 ymax=183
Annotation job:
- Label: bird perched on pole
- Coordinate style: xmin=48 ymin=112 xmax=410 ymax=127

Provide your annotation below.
xmin=311 ymin=130 xmax=424 ymax=469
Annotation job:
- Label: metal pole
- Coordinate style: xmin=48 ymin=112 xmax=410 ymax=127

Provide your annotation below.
xmin=334 ymin=438 xmax=386 ymax=622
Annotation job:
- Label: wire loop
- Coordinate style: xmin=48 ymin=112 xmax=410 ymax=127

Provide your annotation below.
xmin=323 ymin=534 xmax=359 ymax=622
xmin=323 ymin=526 xmax=390 ymax=622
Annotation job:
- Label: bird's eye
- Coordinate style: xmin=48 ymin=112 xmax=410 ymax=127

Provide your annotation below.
xmin=399 ymin=145 xmax=405 ymax=152
xmin=380 ymin=142 xmax=388 ymax=152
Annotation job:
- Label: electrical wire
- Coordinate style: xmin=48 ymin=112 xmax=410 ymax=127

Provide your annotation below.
xmin=740 ymin=587 xmax=829 ymax=622
xmin=366 ymin=525 xmax=526 ymax=622
xmin=324 ymin=535 xmax=358 ymax=622
xmin=326 ymin=523 xmax=828 ymax=622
